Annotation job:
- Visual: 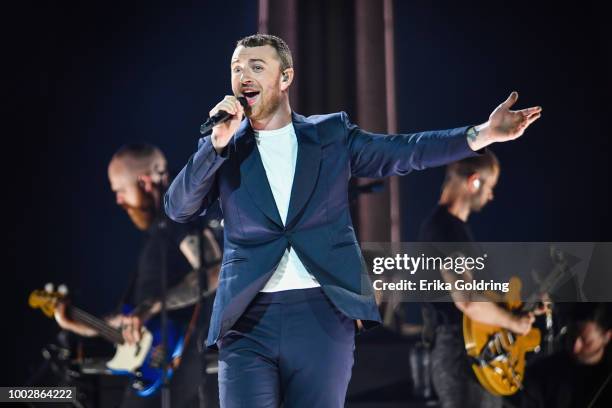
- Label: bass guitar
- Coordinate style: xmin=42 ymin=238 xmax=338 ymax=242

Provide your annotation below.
xmin=29 ymin=288 xmax=184 ymax=397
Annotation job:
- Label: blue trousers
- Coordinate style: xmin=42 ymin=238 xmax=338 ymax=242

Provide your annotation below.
xmin=217 ymin=288 xmax=355 ymax=408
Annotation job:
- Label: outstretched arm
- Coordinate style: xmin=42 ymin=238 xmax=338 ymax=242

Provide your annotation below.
xmin=347 ymin=118 xmax=476 ymax=178
xmin=347 ymin=92 xmax=542 ymax=178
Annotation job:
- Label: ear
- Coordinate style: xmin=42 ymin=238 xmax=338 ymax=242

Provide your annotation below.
xmin=137 ymin=175 xmax=154 ymax=192
xmin=280 ymin=68 xmax=294 ymax=91
xmin=467 ymin=173 xmax=481 ymax=192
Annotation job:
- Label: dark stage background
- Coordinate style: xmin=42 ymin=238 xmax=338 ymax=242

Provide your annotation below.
xmin=12 ymin=0 xmax=611 ymax=402
xmin=395 ymin=0 xmax=611 ymax=243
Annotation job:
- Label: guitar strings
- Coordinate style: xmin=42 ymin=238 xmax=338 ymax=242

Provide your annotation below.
xmin=70 ymin=308 xmax=125 ymax=344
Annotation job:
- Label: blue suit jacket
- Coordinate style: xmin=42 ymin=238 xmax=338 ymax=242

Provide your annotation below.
xmin=165 ymin=111 xmax=477 ymax=347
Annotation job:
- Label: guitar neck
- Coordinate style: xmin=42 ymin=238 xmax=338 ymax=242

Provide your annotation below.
xmin=69 ymin=307 xmax=124 ymax=344
xmin=520 ymin=259 xmax=568 ymax=313
xmin=520 ymin=300 xmax=539 ymax=313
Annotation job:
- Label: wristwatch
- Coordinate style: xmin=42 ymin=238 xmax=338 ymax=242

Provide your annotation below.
xmin=466 ymin=126 xmax=479 ymax=142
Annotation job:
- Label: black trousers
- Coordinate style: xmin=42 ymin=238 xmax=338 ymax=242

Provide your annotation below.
xmin=431 ymin=325 xmax=502 ymax=408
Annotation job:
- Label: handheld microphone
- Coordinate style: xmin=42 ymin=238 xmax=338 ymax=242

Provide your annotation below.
xmin=199 ymin=97 xmax=248 ymax=135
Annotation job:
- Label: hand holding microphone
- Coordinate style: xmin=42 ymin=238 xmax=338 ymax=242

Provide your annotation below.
xmin=201 ymin=96 xmax=248 ymax=154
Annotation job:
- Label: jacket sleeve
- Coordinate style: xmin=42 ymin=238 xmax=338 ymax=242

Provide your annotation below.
xmin=343 ymin=112 xmax=480 ymax=178
xmin=164 ymin=137 xmax=227 ymax=223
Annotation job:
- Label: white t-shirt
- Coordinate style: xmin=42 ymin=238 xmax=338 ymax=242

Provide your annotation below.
xmin=255 ymin=123 xmax=320 ymax=292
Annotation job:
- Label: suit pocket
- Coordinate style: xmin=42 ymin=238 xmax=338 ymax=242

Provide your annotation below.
xmin=221 ymin=257 xmax=247 ymax=266
xmin=332 ymin=240 xmax=358 ymax=250
xmin=331 ymin=226 xmax=358 ymax=249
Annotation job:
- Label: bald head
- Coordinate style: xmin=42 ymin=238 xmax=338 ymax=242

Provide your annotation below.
xmin=108 ymin=143 xmax=167 ymax=230
xmin=108 ymin=143 xmax=167 ymax=183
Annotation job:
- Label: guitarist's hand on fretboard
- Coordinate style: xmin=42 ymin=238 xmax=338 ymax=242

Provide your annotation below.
xmin=510 ymin=313 xmax=535 ymax=336
xmin=54 ymin=302 xmax=98 ymax=337
xmin=30 ymin=287 xmax=185 ymax=397
xmin=104 ymin=314 xmax=123 ymax=329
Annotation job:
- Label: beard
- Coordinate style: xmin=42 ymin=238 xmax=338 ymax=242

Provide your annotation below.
xmin=120 ymin=188 xmax=157 ymax=231
xmin=247 ymin=89 xmax=282 ymax=122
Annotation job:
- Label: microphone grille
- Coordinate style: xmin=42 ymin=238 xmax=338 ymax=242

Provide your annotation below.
xmin=237 ymin=96 xmax=248 ymax=110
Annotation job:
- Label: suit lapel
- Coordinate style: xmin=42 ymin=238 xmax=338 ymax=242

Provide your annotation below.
xmin=237 ymin=120 xmax=284 ymax=228
xmin=286 ymin=112 xmax=322 ymax=228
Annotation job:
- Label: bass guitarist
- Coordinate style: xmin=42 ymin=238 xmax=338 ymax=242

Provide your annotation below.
xmin=54 ymin=143 xmax=221 ymax=408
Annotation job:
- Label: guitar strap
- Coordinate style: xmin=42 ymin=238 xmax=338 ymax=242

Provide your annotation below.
xmin=170 ymin=301 xmax=201 ymax=369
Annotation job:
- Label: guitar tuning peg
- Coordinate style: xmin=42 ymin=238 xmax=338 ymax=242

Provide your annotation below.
xmin=58 ymin=284 xmax=68 ymax=295
xmin=44 ymin=283 xmax=54 ymax=293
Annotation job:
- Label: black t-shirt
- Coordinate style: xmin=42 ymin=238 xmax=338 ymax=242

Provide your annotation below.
xmin=418 ymin=205 xmax=475 ymax=243
xmin=129 ymin=215 xmax=194 ymax=306
xmin=418 ymin=205 xmax=476 ymax=326
xmin=118 ymin=214 xmax=203 ymax=326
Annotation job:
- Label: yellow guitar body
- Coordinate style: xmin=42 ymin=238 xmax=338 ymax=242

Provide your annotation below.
xmin=463 ymin=277 xmax=541 ymax=396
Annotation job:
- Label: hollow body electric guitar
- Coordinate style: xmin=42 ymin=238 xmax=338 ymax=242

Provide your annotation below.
xmin=463 ymin=249 xmax=568 ymax=395
xmin=463 ymin=277 xmax=541 ymax=396
xmin=29 ymin=289 xmax=184 ymax=397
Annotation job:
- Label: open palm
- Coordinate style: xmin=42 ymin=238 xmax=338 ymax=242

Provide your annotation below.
xmin=488 ymin=92 xmax=542 ymax=142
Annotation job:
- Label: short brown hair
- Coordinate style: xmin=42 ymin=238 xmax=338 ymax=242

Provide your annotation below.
xmin=236 ymin=33 xmax=293 ymax=71
xmin=446 ymin=150 xmax=500 ymax=180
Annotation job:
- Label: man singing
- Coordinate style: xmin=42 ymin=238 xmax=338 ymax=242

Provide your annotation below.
xmin=165 ymin=34 xmax=542 ymax=407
